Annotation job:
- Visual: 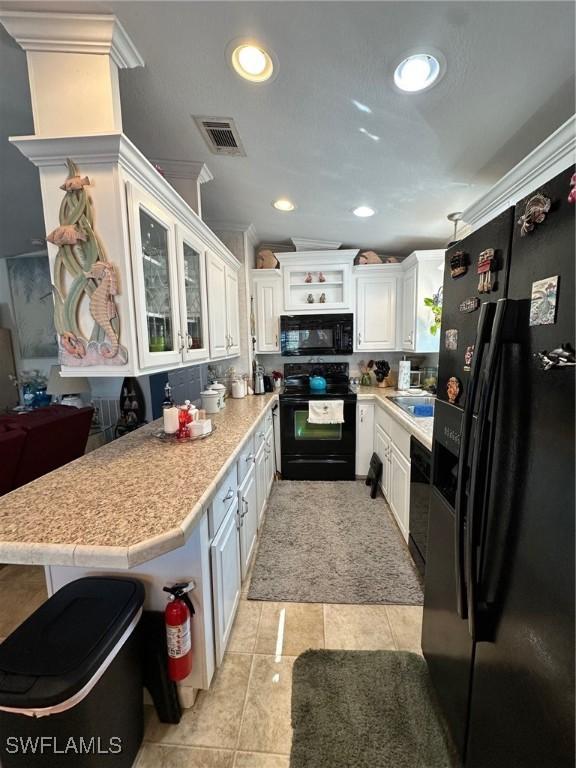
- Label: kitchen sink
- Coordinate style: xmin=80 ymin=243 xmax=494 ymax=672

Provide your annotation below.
xmin=389 ymin=395 xmax=435 ymax=418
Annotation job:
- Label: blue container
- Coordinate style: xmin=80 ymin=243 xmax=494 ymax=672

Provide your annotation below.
xmin=309 ymin=376 xmax=327 ymax=392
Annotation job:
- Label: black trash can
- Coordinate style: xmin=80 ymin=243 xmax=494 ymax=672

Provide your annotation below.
xmin=0 ymin=577 xmax=145 ymax=767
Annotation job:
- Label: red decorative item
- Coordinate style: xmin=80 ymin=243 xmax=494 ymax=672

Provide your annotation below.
xmin=163 ymin=583 xmax=195 ymax=682
xmin=178 ymin=406 xmax=190 ymax=439
xmin=568 ymin=173 xmax=576 ymax=204
xmin=477 ymin=248 xmax=495 ymax=294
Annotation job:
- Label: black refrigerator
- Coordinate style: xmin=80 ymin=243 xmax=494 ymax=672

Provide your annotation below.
xmin=422 ymin=166 xmax=575 ymax=767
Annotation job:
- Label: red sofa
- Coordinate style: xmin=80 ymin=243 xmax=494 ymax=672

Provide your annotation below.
xmin=0 ymin=405 xmax=93 ymax=495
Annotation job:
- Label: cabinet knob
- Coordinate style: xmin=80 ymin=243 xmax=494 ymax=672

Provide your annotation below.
xmin=223 ymin=488 xmax=235 ymax=501
xmin=357 ymin=332 xmax=362 ymax=345
xmin=246 ymin=453 xmax=255 ymax=462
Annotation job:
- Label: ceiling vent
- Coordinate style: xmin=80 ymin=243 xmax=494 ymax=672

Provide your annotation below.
xmin=193 ymin=116 xmax=246 ymax=156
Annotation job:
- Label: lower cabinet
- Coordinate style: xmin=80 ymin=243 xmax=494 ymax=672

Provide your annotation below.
xmin=373 ymin=406 xmax=411 ymax=543
xmin=238 ymin=462 xmax=258 ymax=580
xmin=211 ymin=498 xmax=242 ymax=666
xmin=389 ymin=443 xmax=410 ymax=541
xmin=255 ymin=444 xmax=267 ymax=528
xmin=356 ymin=402 xmax=375 ymax=475
xmin=374 ymin=423 xmax=391 ymax=497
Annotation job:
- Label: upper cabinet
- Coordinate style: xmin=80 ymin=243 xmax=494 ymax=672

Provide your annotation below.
xmin=17 ymin=133 xmax=242 ymax=377
xmin=276 ymin=251 xmax=357 ymax=313
xmin=252 ymin=270 xmax=282 ymax=353
xmin=355 ymin=267 xmax=400 ymax=352
xmin=399 ymin=250 xmax=444 ymax=353
xmin=206 ymin=251 xmax=241 ymax=360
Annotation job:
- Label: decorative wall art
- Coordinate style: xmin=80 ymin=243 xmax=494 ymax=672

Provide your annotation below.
xmin=517 ymin=193 xmax=551 ymax=236
xmin=530 ymin=275 xmax=559 ymax=326
xmin=6 ymin=255 xmax=58 ymax=358
xmin=446 ymin=376 xmax=461 ymax=404
xmin=477 ymin=248 xmax=496 ymax=293
xmin=47 ymin=160 xmax=128 ymax=367
xmin=445 ymin=329 xmax=458 ymax=350
xmin=449 ymin=250 xmax=468 ymax=278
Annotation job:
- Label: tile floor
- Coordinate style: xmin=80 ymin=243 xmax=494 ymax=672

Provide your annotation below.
xmin=0 ymin=554 xmax=423 ymax=768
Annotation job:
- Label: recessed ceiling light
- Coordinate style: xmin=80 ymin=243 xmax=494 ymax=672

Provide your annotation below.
xmin=394 ymin=53 xmax=442 ymax=93
xmin=273 ymin=198 xmax=295 ymax=212
xmin=231 ymin=43 xmax=274 ymax=82
xmin=353 ymin=206 xmax=375 ymax=218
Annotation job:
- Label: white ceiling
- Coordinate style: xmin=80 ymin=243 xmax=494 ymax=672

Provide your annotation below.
xmin=0 ymin=1 xmax=574 ymax=258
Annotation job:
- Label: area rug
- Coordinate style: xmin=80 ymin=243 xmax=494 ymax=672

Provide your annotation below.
xmin=248 ymin=481 xmax=423 ymax=605
xmin=290 ymin=650 xmax=457 ymax=768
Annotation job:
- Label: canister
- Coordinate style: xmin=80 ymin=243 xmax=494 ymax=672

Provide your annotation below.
xmin=201 ymin=390 xmax=220 ymax=414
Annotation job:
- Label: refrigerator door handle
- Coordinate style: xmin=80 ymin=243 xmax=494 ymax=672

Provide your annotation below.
xmin=466 ymin=298 xmax=508 ymax=639
xmin=454 ymin=300 xmax=496 ymax=619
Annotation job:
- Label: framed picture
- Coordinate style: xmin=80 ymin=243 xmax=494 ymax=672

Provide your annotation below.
xmin=7 ymin=254 xmax=58 ymax=358
xmin=530 ymin=275 xmax=559 ymax=326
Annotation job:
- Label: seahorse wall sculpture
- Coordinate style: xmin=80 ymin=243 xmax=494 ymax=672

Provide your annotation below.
xmin=47 ymin=159 xmax=128 ymax=367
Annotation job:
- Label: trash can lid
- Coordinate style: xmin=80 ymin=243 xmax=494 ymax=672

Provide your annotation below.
xmin=0 ymin=577 xmax=144 ymax=711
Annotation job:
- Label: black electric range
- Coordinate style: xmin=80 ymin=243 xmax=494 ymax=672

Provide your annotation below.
xmin=279 ymin=363 xmax=356 ymax=480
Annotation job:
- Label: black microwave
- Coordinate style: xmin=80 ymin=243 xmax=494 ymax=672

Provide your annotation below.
xmin=280 ymin=313 xmax=354 ymax=356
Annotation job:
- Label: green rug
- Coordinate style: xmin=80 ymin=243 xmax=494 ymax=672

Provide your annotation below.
xmin=291 ymin=650 xmax=458 ymax=768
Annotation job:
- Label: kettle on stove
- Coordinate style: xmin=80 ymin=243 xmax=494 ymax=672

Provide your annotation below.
xmin=309 ymin=375 xmax=327 ymax=392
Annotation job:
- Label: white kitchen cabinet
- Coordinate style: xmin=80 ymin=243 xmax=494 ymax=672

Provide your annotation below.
xmin=400 ymin=264 xmax=417 ymax=350
xmin=355 ymin=272 xmax=398 ymax=351
xmin=264 ymin=426 xmax=275 ymax=495
xmin=128 ymin=183 xmax=183 ymax=370
xmin=255 ymin=443 xmax=267 ymax=528
xmin=400 ymin=250 xmax=444 ymax=353
xmin=374 ymin=423 xmax=391 ymax=499
xmin=206 ymin=250 xmax=240 ymax=359
xmin=389 ymin=443 xmax=411 ymax=541
xmin=356 ymin=402 xmax=375 ymax=475
xmin=276 ymin=250 xmax=357 ymax=312
xmin=176 ymin=224 xmax=210 ymax=363
xmin=211 ymin=498 xmax=242 ymax=666
xmin=238 ymin=462 xmax=258 ymax=579
xmin=252 ymin=270 xmax=282 ymax=353
xmin=225 ymin=267 xmax=241 ymax=356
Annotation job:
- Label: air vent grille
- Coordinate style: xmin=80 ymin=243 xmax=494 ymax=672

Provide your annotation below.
xmin=193 ymin=116 xmax=246 ymax=156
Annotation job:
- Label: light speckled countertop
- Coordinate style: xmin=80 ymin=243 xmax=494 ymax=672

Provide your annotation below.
xmin=356 ymin=387 xmax=434 ymax=451
xmin=0 ymin=394 xmax=277 ymax=568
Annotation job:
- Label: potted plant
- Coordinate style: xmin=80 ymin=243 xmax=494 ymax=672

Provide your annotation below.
xmin=423 ymin=287 xmax=443 ymax=336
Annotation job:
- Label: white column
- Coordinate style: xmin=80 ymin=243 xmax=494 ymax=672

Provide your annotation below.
xmin=0 ymin=11 xmax=143 ymax=135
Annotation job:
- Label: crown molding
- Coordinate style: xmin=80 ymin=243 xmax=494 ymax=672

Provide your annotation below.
xmin=463 ymin=115 xmax=576 ymax=229
xmin=151 ymin=159 xmax=214 ymax=184
xmin=9 ymin=132 xmax=240 ymax=270
xmin=291 ymin=237 xmax=342 ymax=251
xmin=0 ymin=11 xmax=144 ymax=68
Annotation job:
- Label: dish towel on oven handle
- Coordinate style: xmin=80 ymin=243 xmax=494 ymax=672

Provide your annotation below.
xmin=308 ymin=400 xmax=344 ymax=424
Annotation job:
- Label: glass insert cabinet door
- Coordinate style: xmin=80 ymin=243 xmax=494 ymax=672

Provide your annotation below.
xmin=176 ymin=225 xmax=209 ymax=361
xmin=128 ymin=183 xmax=182 ymax=369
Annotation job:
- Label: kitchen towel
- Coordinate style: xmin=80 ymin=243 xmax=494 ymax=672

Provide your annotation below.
xmin=308 ymin=400 xmax=344 ymax=424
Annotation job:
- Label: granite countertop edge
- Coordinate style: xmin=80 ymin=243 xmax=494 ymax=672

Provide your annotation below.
xmin=0 ymin=395 xmax=278 ymax=569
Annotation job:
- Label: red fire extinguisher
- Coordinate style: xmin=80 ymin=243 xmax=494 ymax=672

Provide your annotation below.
xmin=163 ymin=582 xmax=195 ymax=681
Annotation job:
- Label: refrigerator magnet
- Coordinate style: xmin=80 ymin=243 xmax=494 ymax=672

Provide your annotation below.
xmin=568 ymin=173 xmax=576 ymax=204
xmin=529 ymin=275 xmax=559 ymax=326
xmin=445 ymin=329 xmax=458 ymax=350
xmin=477 ymin=248 xmax=496 ymax=293
xmin=459 ymin=297 xmax=480 ymax=313
xmin=518 ymin=192 xmax=551 ymax=236
xmin=464 ymin=345 xmax=475 ymax=371
xmin=450 ymin=250 xmax=468 ymax=278
xmin=447 ymin=376 xmax=461 ymax=404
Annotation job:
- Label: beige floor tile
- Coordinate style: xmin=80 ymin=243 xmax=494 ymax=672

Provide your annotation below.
xmin=323 ymin=603 xmax=396 ymax=651
xmin=0 ymin=582 xmax=48 ymax=637
xmin=228 ymin=601 xmax=262 ymax=653
xmin=145 ymin=653 xmax=252 ymax=749
xmin=237 ymin=654 xmax=294 ymax=755
xmin=386 ymin=605 xmax=423 ymax=652
xmin=136 ymin=743 xmax=234 ymax=767
xmin=233 ymin=752 xmax=290 ymax=768
xmin=255 ymin=602 xmax=324 ymax=656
